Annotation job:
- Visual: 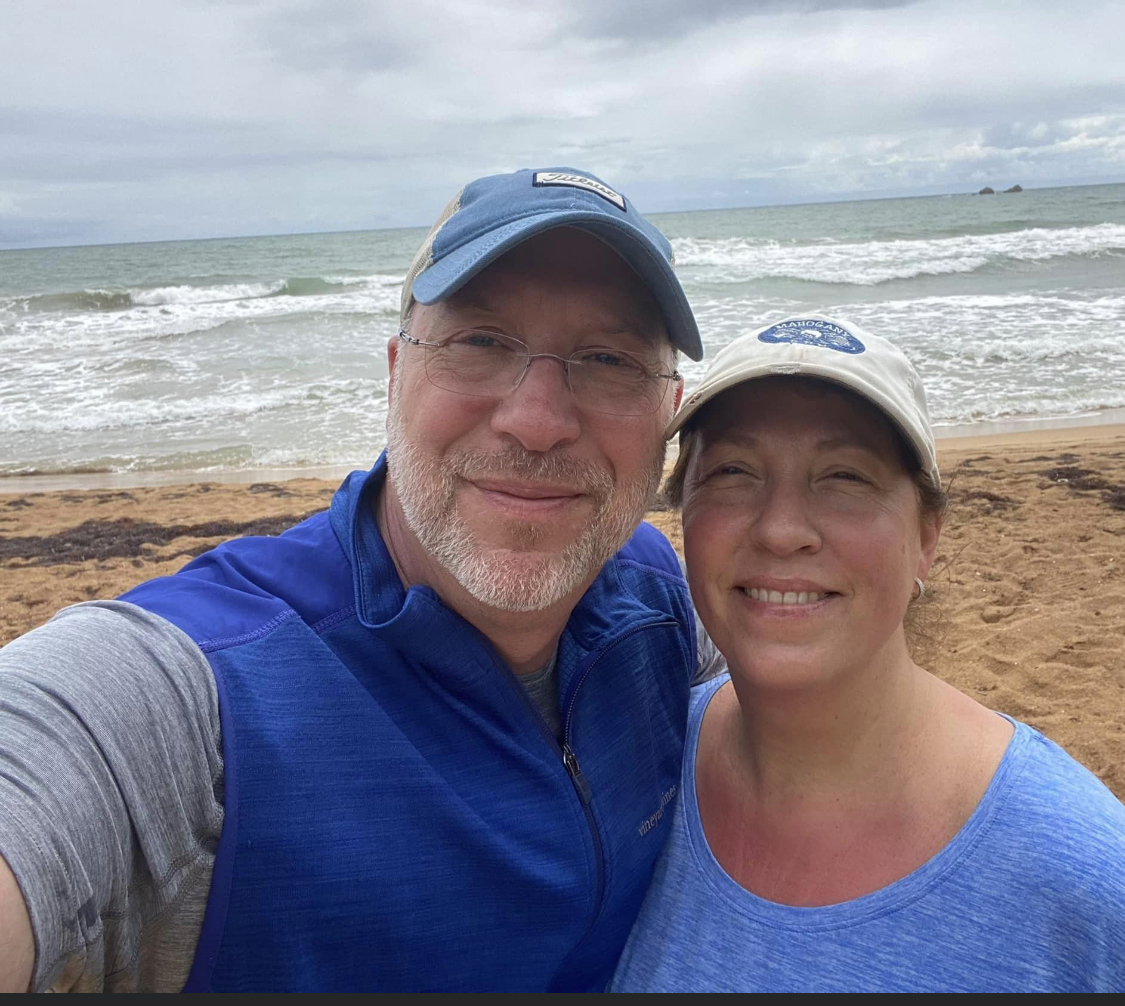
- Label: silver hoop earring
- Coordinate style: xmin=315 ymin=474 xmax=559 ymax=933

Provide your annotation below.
xmin=913 ymin=577 xmax=926 ymax=600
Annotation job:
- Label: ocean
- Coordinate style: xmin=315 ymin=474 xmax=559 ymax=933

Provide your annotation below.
xmin=2 ymin=182 xmax=1123 ymax=485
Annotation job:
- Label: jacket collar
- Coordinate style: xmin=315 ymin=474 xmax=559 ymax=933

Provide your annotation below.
xmin=329 ymin=452 xmax=673 ymax=676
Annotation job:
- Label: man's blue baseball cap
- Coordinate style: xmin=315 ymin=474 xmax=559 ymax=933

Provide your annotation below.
xmin=400 ymin=167 xmax=703 ymax=361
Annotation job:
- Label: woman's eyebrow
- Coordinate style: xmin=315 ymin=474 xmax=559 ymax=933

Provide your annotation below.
xmin=698 ymin=433 xmax=883 ymax=456
xmin=814 ymin=437 xmax=878 ymax=454
xmin=699 ymin=430 xmax=760 ymax=453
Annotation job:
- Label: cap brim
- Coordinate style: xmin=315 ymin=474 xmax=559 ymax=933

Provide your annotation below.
xmin=665 ymin=363 xmax=940 ymax=485
xmin=410 ymin=209 xmax=703 ymax=361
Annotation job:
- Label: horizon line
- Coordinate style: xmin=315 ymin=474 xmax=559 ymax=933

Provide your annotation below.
xmin=2 ymin=178 xmax=1122 ymax=254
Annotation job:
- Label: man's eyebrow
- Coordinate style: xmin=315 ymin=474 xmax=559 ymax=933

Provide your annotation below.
xmin=444 ymin=288 xmax=499 ymax=316
xmin=592 ymin=315 xmax=664 ymax=340
xmin=443 ymin=292 xmax=664 ymax=343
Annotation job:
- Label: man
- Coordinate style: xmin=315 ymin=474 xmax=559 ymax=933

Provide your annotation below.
xmin=0 ymin=167 xmax=716 ymax=991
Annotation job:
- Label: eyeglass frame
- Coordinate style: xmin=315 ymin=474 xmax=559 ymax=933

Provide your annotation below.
xmin=397 ymin=329 xmax=683 ymax=415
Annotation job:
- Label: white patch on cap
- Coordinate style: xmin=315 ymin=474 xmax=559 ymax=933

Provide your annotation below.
xmin=533 ymin=171 xmax=626 ymax=211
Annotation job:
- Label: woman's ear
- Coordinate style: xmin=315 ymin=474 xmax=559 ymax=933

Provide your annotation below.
xmin=916 ymin=511 xmax=943 ymax=583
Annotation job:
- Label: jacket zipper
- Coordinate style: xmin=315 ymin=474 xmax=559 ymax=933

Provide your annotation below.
xmin=557 ymin=619 xmax=678 ymax=951
xmin=501 ymin=617 xmax=679 ymax=973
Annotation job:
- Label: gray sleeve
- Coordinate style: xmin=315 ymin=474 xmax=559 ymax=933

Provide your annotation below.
xmin=691 ymin=608 xmax=727 ymax=685
xmin=677 ymin=556 xmax=727 ymax=685
xmin=0 ymin=601 xmax=223 ymax=992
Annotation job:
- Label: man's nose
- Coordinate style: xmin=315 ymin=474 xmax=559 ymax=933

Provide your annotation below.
xmin=489 ymin=354 xmax=582 ymax=453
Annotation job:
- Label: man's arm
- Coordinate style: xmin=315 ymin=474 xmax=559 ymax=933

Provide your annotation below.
xmin=691 ymin=607 xmax=727 ymax=684
xmin=0 ymin=857 xmax=33 ymax=992
xmin=0 ymin=601 xmax=222 ymax=991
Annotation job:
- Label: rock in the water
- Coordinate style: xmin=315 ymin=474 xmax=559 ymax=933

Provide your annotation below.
xmin=978 ymin=186 xmax=995 ymax=195
xmin=1004 ymin=184 xmax=1023 ymax=193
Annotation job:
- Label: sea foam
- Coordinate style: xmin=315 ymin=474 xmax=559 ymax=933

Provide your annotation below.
xmin=671 ymin=223 xmax=1125 ymax=286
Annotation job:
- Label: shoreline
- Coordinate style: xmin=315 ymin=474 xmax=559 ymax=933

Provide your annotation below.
xmin=6 ymin=409 xmax=1125 ymax=495
xmin=0 ymin=463 xmax=364 ymax=496
xmin=933 ymin=407 xmax=1125 ymax=446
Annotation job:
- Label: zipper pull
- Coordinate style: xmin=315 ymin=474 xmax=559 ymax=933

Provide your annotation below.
xmin=562 ymin=743 xmax=593 ymax=805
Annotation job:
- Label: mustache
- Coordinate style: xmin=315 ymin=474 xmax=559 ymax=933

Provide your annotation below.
xmin=447 ymin=447 xmax=614 ymax=495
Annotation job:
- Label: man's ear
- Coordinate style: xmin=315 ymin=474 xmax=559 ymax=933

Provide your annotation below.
xmin=386 ymin=334 xmax=400 ymax=415
xmin=672 ymin=375 xmax=684 ymax=412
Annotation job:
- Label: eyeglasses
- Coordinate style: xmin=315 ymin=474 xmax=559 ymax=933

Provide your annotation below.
xmin=398 ymin=329 xmax=681 ymax=417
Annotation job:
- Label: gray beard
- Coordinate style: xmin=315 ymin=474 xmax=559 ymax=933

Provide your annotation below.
xmin=384 ymin=398 xmax=665 ymax=612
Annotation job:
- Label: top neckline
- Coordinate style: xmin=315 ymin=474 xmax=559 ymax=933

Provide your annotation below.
xmin=681 ymin=675 xmax=1026 ymax=931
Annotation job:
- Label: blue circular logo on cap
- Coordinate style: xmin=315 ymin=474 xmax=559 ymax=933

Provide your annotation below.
xmin=758 ymin=319 xmax=866 ymax=354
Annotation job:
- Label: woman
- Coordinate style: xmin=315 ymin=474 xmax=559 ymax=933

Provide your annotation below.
xmin=611 ymin=316 xmax=1125 ymax=993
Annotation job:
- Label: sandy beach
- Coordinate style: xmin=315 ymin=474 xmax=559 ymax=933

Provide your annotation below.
xmin=2 ymin=426 xmax=1123 ymax=799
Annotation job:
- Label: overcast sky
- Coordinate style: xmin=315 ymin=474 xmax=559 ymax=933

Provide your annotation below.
xmin=2 ymin=0 xmax=1123 ymax=248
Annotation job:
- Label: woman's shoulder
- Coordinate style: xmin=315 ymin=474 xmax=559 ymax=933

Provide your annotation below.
xmin=990 ymin=719 xmax=1125 ymax=895
xmin=1008 ymin=721 xmax=1124 ymax=822
xmin=687 ymin=673 xmax=730 ymax=733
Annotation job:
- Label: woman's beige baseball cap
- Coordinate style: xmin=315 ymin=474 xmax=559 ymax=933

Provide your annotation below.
xmin=667 ymin=315 xmax=940 ymax=485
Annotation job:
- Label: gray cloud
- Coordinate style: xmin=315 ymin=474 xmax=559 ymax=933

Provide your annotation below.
xmin=562 ymin=0 xmax=920 ymax=42
xmin=252 ymin=0 xmax=414 ymax=73
xmin=1 ymin=0 xmax=1122 ymax=247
